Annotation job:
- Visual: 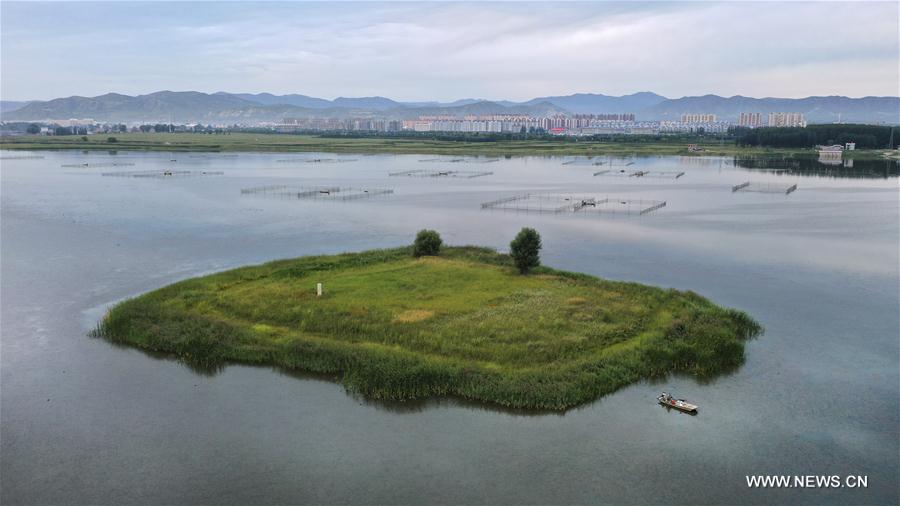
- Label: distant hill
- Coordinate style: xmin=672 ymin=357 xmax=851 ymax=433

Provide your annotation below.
xmin=220 ymin=93 xmax=408 ymax=111
xmin=4 ymin=90 xmax=898 ymax=125
xmin=6 ymin=91 xmax=264 ymax=123
xmin=224 ymin=94 xmax=482 ymax=110
xmin=332 ymin=96 xmax=402 ymax=110
xmin=526 ymin=92 xmax=667 ymax=114
xmin=387 ymin=100 xmax=570 ymax=119
xmin=221 ymin=92 xmax=333 ymax=109
xmin=401 ymin=98 xmax=483 ymax=108
xmin=3 ymin=92 xmax=570 ymax=123
xmin=640 ymin=95 xmax=900 ymax=124
xmin=0 ymin=101 xmax=33 ymax=115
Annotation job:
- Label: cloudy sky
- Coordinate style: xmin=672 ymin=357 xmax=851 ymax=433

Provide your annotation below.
xmin=1 ymin=1 xmax=898 ymax=101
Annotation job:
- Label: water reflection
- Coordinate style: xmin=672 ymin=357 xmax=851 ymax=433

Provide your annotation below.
xmin=732 ymin=155 xmax=899 ymax=178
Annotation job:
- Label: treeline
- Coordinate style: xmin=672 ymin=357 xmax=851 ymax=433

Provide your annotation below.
xmin=732 ymin=124 xmax=895 ymax=149
xmin=237 ymin=128 xmax=729 ymax=144
xmin=314 ymin=129 xmax=559 ymax=143
xmin=580 ymin=133 xmax=730 ymax=144
xmin=229 ymin=128 xmax=568 ymax=143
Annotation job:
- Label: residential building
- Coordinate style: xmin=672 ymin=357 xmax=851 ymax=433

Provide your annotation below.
xmin=681 ymin=113 xmax=716 ymax=123
xmin=768 ymin=112 xmax=807 ymax=128
xmin=738 ymin=112 xmax=763 ymax=128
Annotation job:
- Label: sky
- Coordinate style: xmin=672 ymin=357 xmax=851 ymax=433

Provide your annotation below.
xmin=1 ymin=1 xmax=898 ymax=102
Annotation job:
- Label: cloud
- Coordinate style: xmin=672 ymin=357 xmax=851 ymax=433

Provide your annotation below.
xmin=1 ymin=1 xmax=897 ymax=101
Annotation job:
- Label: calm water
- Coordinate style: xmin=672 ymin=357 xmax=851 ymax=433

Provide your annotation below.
xmin=2 ymin=150 xmax=898 ymax=505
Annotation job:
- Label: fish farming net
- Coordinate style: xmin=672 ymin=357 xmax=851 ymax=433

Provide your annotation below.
xmin=481 ymin=193 xmax=666 ymax=215
xmin=388 ymin=169 xmax=493 ymax=179
xmin=282 ymin=158 xmax=358 ymax=164
xmin=240 ymin=185 xmax=394 ymax=201
xmin=419 ymin=157 xmax=499 ymax=164
xmin=563 ymin=159 xmax=605 ymax=166
xmin=101 ymin=170 xmax=223 ymax=178
xmin=731 ymin=182 xmax=798 ymax=194
xmin=593 ymin=170 xmax=685 ymax=179
xmin=62 ymin=162 xmax=135 ymax=168
xmin=419 ymin=158 xmax=466 ymax=163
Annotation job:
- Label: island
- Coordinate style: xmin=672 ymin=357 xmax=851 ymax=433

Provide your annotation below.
xmin=94 ymin=246 xmax=761 ymax=410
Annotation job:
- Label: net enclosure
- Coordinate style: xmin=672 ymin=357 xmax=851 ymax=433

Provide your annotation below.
xmin=593 ymin=169 xmax=685 ymax=179
xmin=241 ymin=185 xmax=394 ymax=201
xmin=101 ymin=170 xmax=223 ymax=178
xmin=275 ymin=158 xmax=358 ymax=164
xmin=481 ymin=193 xmax=666 ymax=215
xmin=62 ymin=162 xmax=135 ymax=168
xmin=418 ymin=158 xmax=500 ymax=164
xmin=732 ymin=181 xmax=798 ymax=194
xmin=389 ymin=169 xmax=493 ymax=179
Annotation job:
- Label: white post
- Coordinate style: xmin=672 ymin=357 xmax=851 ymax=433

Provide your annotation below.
xmin=316 ymin=283 xmax=323 ymax=297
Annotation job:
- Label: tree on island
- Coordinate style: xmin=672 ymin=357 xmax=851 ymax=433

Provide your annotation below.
xmin=510 ymin=227 xmax=541 ymax=274
xmin=413 ymin=229 xmax=442 ymax=257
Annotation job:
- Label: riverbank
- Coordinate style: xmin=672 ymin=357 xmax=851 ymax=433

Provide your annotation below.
xmin=2 ymin=132 xmax=889 ymax=159
xmin=95 ymin=246 xmax=761 ymax=410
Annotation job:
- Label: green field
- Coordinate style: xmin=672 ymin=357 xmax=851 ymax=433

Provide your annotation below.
xmin=95 ymin=246 xmax=761 ymax=410
xmin=1 ymin=131 xmax=876 ymax=158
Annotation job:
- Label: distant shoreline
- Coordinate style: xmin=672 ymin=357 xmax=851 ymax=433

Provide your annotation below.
xmin=2 ymin=132 xmax=892 ymax=160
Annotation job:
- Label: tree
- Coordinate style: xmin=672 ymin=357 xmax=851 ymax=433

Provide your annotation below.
xmin=413 ymin=229 xmax=442 ymax=257
xmin=26 ymin=124 xmax=40 ymax=134
xmin=107 ymin=137 xmax=118 ymax=143
xmin=510 ymin=228 xmax=541 ymax=274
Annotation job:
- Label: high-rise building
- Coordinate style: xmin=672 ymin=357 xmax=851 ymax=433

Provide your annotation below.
xmin=681 ymin=113 xmax=716 ymax=123
xmin=738 ymin=112 xmax=763 ymax=128
xmin=768 ymin=112 xmax=807 ymax=128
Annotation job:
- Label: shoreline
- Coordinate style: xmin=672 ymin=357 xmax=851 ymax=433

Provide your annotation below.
xmin=2 ymin=132 xmax=892 ymax=160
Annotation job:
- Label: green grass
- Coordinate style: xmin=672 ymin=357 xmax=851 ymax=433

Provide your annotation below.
xmin=4 ymin=131 xmax=883 ymax=158
xmin=94 ymin=246 xmax=761 ymax=410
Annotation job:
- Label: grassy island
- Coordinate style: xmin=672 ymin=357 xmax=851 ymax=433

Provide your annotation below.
xmin=96 ymin=246 xmax=761 ymax=410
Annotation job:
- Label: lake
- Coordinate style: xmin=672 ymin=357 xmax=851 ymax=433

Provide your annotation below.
xmin=2 ymin=150 xmax=897 ymax=504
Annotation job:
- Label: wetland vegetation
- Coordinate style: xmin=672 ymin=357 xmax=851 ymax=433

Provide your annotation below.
xmin=94 ymin=245 xmax=761 ymax=410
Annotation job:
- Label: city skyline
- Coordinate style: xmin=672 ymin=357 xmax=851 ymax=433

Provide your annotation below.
xmin=2 ymin=1 xmax=898 ymax=102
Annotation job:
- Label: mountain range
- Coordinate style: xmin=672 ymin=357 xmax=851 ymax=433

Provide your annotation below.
xmin=2 ymin=91 xmax=897 ymax=125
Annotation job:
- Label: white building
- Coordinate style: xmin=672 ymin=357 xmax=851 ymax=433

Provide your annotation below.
xmin=681 ymin=113 xmax=717 ymax=123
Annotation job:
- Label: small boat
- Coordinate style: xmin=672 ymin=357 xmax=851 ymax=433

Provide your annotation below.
xmin=658 ymin=392 xmax=698 ymax=413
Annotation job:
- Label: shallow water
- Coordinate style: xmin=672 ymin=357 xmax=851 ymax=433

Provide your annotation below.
xmin=2 ymin=150 xmax=898 ymax=504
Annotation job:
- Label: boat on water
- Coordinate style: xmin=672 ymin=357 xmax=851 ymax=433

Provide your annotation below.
xmin=658 ymin=392 xmax=698 ymax=413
